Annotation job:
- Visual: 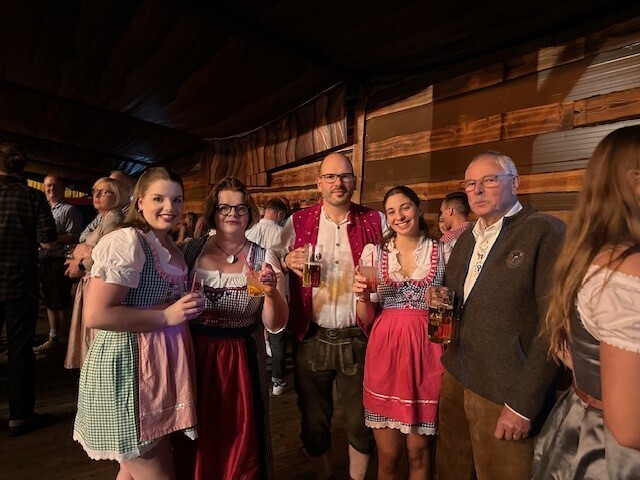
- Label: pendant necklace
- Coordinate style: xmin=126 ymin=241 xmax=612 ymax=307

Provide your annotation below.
xmin=212 ymin=236 xmax=247 ymax=264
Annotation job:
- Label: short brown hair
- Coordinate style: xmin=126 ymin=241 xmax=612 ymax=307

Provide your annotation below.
xmin=203 ymin=177 xmax=260 ymax=231
xmin=0 ymin=143 xmax=27 ymax=174
xmin=264 ymin=198 xmax=287 ymax=213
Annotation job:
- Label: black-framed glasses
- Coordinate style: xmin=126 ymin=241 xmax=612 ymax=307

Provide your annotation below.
xmin=92 ymin=188 xmax=114 ymax=197
xmin=319 ymin=173 xmax=356 ymax=184
xmin=217 ymin=204 xmax=249 ymax=216
xmin=460 ymin=174 xmax=514 ymax=192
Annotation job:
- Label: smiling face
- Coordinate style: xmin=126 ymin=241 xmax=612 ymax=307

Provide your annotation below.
xmin=44 ymin=176 xmax=64 ymax=205
xmin=316 ymin=153 xmax=355 ymax=208
xmin=215 ymin=189 xmax=250 ymax=236
xmin=464 ymin=155 xmax=519 ymax=227
xmin=136 ymin=179 xmax=184 ymax=235
xmin=385 ymin=193 xmax=422 ymax=238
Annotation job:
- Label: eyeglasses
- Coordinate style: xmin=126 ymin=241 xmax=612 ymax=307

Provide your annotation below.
xmin=92 ymin=189 xmax=114 ymax=197
xmin=460 ymin=174 xmax=514 ymax=192
xmin=217 ymin=204 xmax=249 ymax=216
xmin=318 ymin=173 xmax=356 ymax=184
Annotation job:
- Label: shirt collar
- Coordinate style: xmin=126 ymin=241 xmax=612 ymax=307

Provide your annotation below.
xmin=320 ymin=205 xmax=350 ymax=226
xmin=473 ymin=201 xmax=522 ymax=238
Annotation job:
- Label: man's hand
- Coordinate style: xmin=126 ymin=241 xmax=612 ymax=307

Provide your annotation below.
xmin=494 ymin=406 xmax=531 ymax=441
xmin=284 ymin=247 xmax=306 ymax=278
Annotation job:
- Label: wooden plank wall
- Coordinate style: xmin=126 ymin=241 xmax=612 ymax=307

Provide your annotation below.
xmin=182 ymin=16 xmax=640 ymax=224
xmin=362 ymin=17 xmax=640 ymax=225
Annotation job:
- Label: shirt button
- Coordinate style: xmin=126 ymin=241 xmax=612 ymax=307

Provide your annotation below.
xmin=335 ymin=260 xmax=339 ymax=265
xmin=336 ymin=243 xmax=340 ymax=247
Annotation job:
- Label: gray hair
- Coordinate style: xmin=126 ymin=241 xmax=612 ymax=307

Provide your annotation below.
xmin=470 ymin=150 xmax=518 ymax=176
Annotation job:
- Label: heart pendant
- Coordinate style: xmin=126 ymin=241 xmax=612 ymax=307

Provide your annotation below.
xmin=226 ymin=254 xmax=235 ymax=264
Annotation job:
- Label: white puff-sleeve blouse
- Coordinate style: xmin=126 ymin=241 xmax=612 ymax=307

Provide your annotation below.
xmin=577 ymin=265 xmax=640 ymax=354
xmin=90 ymin=227 xmax=186 ymax=288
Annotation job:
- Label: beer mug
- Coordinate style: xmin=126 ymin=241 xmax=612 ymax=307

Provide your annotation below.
xmin=302 ymin=243 xmax=322 ymax=288
xmin=426 ymin=286 xmax=454 ymax=344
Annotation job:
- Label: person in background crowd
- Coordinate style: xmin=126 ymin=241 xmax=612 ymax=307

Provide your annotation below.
xmin=177 ymin=212 xmax=198 ymax=246
xmin=33 ymin=174 xmax=83 ymax=354
xmin=276 ymin=152 xmax=384 ymax=480
xmin=73 ymin=167 xmax=203 ymax=479
xmin=64 ymin=177 xmax=129 ymax=369
xmin=246 ymin=197 xmax=290 ymax=395
xmin=178 ymin=177 xmax=288 ymax=480
xmin=435 ymin=150 xmax=566 ymax=480
xmin=533 ymin=126 xmax=640 ymax=478
xmin=79 ymin=170 xmax=134 ymax=243
xmin=353 ymin=185 xmax=445 ymax=479
xmin=438 ymin=191 xmax=473 ymax=262
xmin=0 ymin=143 xmax=57 ymax=437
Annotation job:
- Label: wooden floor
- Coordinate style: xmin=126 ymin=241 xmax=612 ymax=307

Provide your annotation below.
xmin=0 ymin=313 xmax=377 ymax=479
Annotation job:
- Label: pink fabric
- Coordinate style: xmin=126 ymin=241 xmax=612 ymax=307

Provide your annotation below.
xmin=364 ymin=308 xmax=444 ymax=426
xmin=64 ymin=277 xmax=96 ymax=369
xmin=137 ymin=322 xmax=198 ymax=442
xmin=288 ymin=201 xmax=383 ymax=339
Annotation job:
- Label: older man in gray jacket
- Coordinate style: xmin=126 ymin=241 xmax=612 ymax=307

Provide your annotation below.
xmin=435 ymin=151 xmax=566 ymax=480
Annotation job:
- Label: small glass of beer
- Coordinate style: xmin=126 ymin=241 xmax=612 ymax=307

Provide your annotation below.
xmin=246 ymin=270 xmax=266 ymax=297
xmin=426 ymin=286 xmax=454 ymax=344
xmin=302 ymin=243 xmax=323 ymax=288
xmin=358 ymin=257 xmax=378 ymax=292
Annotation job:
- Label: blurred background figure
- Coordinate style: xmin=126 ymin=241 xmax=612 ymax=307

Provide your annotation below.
xmin=534 ymin=126 xmax=640 ymax=478
xmin=177 ymin=212 xmax=198 ymax=246
xmin=0 ymin=143 xmax=57 ymax=437
xmin=438 ymin=191 xmax=473 ymax=262
xmin=34 ymin=174 xmax=83 ymax=354
xmin=63 ymin=177 xmax=129 ymax=369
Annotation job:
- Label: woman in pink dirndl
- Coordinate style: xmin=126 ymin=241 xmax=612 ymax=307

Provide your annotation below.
xmin=353 ymin=185 xmax=445 ymax=479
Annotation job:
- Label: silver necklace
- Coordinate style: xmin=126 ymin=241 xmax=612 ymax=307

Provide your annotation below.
xmin=212 ymin=236 xmax=247 ymax=264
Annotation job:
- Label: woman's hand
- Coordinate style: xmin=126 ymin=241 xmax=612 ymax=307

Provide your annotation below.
xmin=65 ymin=258 xmax=86 ymax=279
xmin=557 ymin=342 xmax=574 ymax=370
xmin=162 ymin=292 xmax=205 ymax=326
xmin=73 ymin=243 xmax=93 ymax=260
xmin=258 ymin=263 xmax=278 ymax=296
xmin=353 ymin=266 xmax=371 ymax=302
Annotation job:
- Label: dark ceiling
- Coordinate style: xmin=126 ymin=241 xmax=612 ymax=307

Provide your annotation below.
xmin=2 ymin=0 xmax=639 ymax=190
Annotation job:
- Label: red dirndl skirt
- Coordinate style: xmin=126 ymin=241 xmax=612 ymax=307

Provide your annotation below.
xmin=363 ymin=308 xmax=444 ymax=435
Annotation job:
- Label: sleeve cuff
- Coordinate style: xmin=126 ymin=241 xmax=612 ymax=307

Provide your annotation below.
xmin=505 ymin=403 xmax=530 ymax=421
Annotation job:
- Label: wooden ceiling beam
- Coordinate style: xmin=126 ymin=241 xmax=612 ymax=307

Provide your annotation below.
xmin=0 ymin=80 xmax=205 ymax=164
xmin=177 ymin=2 xmax=367 ymax=85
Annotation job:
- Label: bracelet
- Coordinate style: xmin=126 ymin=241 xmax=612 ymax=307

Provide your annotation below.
xmin=356 ymin=294 xmax=370 ymax=303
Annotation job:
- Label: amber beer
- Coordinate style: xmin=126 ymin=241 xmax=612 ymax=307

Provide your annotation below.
xmin=426 ymin=286 xmax=455 ymax=344
xmin=302 ymin=243 xmax=323 ymax=288
xmin=428 ymin=304 xmax=454 ymax=344
xmin=302 ymin=262 xmax=321 ymax=288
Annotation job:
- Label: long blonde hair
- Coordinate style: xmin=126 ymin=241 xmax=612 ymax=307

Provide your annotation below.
xmin=543 ymin=126 xmax=640 ymax=357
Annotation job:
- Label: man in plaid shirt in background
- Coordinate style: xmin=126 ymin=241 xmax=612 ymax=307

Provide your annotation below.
xmin=0 ymin=143 xmax=57 ymax=437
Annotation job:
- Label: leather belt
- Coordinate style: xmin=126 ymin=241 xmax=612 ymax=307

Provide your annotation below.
xmin=308 ymin=323 xmax=363 ymax=340
xmin=573 ymin=384 xmax=603 ymax=411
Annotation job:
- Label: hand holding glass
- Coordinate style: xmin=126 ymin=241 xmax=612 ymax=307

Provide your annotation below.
xmin=358 ymin=258 xmax=378 ymax=292
xmin=426 ymin=286 xmax=454 ymax=344
xmin=302 ymin=243 xmax=323 ymax=288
